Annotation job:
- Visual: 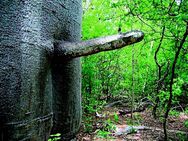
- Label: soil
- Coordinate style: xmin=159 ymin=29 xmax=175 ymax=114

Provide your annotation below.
xmin=76 ymin=106 xmax=188 ymax=141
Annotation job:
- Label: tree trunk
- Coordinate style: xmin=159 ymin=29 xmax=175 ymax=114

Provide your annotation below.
xmin=0 ymin=0 xmax=144 ymax=140
xmin=0 ymin=1 xmax=54 ymax=140
xmin=51 ymin=0 xmax=82 ymax=140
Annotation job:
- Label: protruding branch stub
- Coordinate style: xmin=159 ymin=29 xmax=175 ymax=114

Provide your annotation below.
xmin=54 ymin=30 xmax=144 ymax=58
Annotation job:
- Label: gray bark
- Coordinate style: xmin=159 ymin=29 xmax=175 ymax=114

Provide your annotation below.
xmin=0 ymin=0 xmax=82 ymax=140
xmin=51 ymin=0 xmax=82 ymax=140
xmin=0 ymin=1 xmax=53 ymax=140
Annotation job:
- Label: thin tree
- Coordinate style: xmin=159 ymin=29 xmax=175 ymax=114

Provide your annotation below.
xmin=131 ymin=43 xmax=135 ymax=119
xmin=163 ymin=22 xmax=188 ymax=141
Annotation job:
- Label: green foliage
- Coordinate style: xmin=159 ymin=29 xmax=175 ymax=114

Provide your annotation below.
xmin=184 ymin=120 xmax=188 ymax=129
xmin=82 ymin=0 xmax=188 ymax=136
xmin=113 ymin=113 xmax=119 ymax=123
xmin=158 ymin=77 xmax=185 ymax=107
xmin=96 ymin=119 xmax=116 ymax=139
xmin=176 ymin=132 xmax=188 ymax=141
xmin=83 ymin=116 xmax=94 ymax=133
xmin=173 ymin=78 xmax=184 ymax=97
xmin=48 ymin=133 xmax=61 ymax=141
xmin=126 ymin=113 xmax=143 ymax=125
xmin=96 ymin=130 xmax=112 ymax=139
xmin=185 ymin=108 xmax=188 ymax=114
xmin=104 ymin=119 xmax=116 ymax=132
xmin=169 ymin=110 xmax=180 ymax=117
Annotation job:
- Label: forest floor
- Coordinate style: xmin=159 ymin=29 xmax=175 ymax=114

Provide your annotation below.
xmin=77 ymin=105 xmax=188 ymax=141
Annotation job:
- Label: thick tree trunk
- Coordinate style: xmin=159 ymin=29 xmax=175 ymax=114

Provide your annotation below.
xmin=0 ymin=0 xmax=83 ymax=140
xmin=51 ymin=0 xmax=82 ymax=140
xmin=0 ymin=1 xmax=54 ymax=140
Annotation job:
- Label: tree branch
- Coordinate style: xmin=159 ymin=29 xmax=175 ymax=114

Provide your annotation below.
xmin=54 ymin=30 xmax=144 ymax=58
xmin=154 ymin=26 xmax=166 ymax=69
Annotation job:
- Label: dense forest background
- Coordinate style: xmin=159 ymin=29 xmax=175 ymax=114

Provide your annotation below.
xmin=80 ymin=0 xmax=188 ymax=140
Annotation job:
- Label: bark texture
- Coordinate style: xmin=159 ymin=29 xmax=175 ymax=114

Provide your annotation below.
xmin=51 ymin=0 xmax=82 ymax=140
xmin=0 ymin=1 xmax=54 ymax=140
xmin=0 ymin=0 xmax=82 ymax=140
